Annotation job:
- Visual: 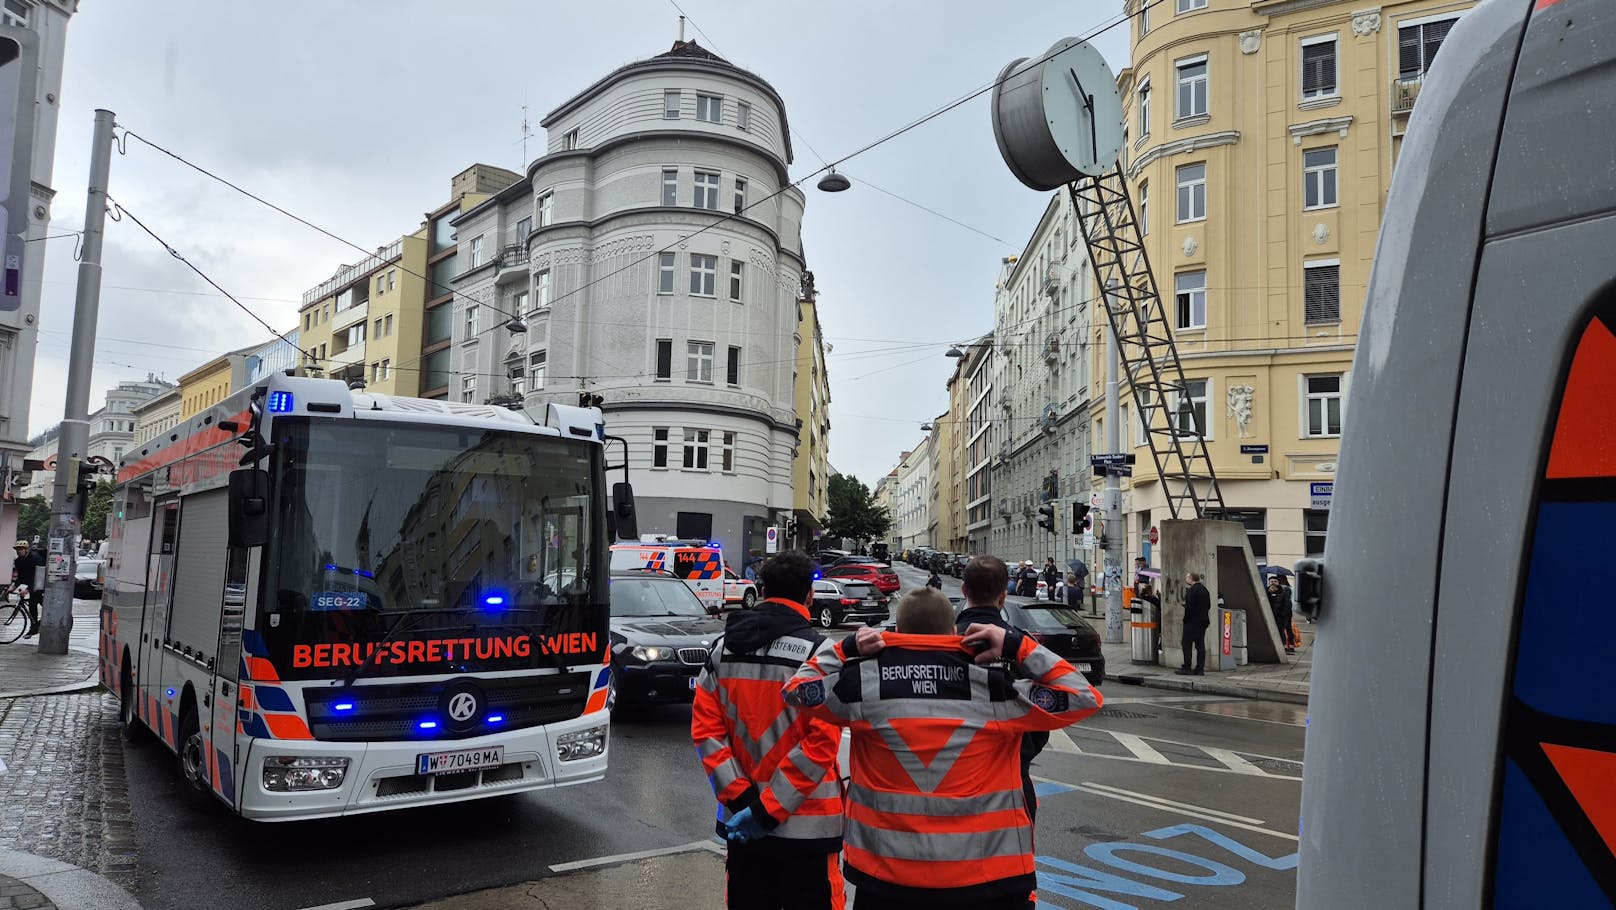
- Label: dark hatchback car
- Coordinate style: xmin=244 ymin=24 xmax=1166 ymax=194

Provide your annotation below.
xmin=74 ymin=559 xmax=105 ymax=599
xmin=809 ymin=579 xmax=890 ymax=629
xmin=1001 ymin=599 xmax=1105 ymax=688
xmin=608 ymin=572 xmax=725 ymax=707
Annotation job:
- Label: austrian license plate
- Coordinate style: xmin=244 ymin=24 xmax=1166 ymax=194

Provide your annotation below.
xmin=1076 ymin=663 xmax=1093 ymax=673
xmin=418 ymin=746 xmax=503 ymax=775
xmin=688 ymin=676 xmax=698 ymax=690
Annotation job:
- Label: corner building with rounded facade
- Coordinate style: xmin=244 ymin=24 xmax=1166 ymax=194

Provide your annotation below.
xmin=451 ymin=41 xmax=806 ymax=557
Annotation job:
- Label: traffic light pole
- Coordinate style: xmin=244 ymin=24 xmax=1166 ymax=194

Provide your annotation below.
xmin=1102 ymin=281 xmax=1124 ymax=644
xmin=38 ymin=109 xmax=114 ymax=656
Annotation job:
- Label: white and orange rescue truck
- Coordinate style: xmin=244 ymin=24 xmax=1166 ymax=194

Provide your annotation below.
xmin=100 ymin=374 xmax=632 ymax=820
xmin=608 ymin=538 xmax=725 ymax=614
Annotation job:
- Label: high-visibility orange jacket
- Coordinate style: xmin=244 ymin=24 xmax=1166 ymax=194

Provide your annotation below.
xmin=785 ymin=629 xmax=1102 ymax=904
xmin=691 ymin=598 xmax=844 ymax=849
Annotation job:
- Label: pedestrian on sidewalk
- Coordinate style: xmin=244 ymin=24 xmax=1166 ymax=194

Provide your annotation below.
xmin=925 ymin=568 xmax=943 ymax=590
xmin=785 ymin=587 xmax=1102 ymax=909
xmin=1177 ymin=571 xmax=1211 ymax=676
xmin=955 ymin=556 xmax=1049 ymax=823
xmin=1016 ymin=561 xmax=1037 ymax=597
xmin=692 ymin=549 xmax=846 ymax=910
xmin=1041 ymin=558 xmax=1059 ymax=601
xmin=1266 ymin=576 xmax=1296 ymax=654
xmin=11 ymin=541 xmax=44 ymax=638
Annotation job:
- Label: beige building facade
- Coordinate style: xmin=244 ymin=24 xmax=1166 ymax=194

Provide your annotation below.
xmin=1104 ymin=0 xmax=1473 ymax=569
xmin=790 ymin=288 xmax=831 ymax=549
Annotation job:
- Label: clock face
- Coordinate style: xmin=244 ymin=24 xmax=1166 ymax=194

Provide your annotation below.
xmin=1039 ymin=39 xmax=1125 ymax=178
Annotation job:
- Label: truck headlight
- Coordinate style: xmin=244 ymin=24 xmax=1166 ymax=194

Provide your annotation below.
xmin=556 ymin=726 xmax=607 ymax=762
xmin=263 ymin=755 xmax=350 ymax=791
xmin=630 ymin=645 xmax=673 ymax=662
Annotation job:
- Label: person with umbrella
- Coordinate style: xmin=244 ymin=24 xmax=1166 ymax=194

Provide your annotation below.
xmin=1263 ymin=567 xmax=1297 ymax=654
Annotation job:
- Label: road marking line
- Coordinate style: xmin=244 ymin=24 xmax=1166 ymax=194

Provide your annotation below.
xmin=1202 ymin=746 xmax=1267 ymax=775
xmin=1046 ymin=729 xmax=1081 ymax=754
xmin=1094 ymin=728 xmax=1303 ymax=770
xmin=1079 ymin=781 xmax=1266 ymax=825
xmin=1064 ymin=782 xmax=1298 ymax=842
xmin=1152 ymin=701 xmax=1308 ymax=728
xmin=296 ymin=900 xmax=375 ymax=910
xmin=549 ymin=840 xmax=724 ymax=873
xmin=1111 ymin=732 xmax=1170 ymax=764
xmin=1038 ymin=747 xmax=1301 ymax=781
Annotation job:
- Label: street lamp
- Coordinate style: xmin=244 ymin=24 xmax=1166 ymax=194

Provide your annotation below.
xmin=945 ymin=346 xmax=965 ymax=358
xmin=504 ymin=317 xmax=528 ymax=334
xmin=816 ymin=169 xmax=851 ymax=193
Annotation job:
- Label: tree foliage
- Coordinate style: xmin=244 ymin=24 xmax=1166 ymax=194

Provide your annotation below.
xmin=824 ymin=473 xmax=891 ymax=544
xmin=16 ymin=497 xmax=49 ymax=544
xmin=82 ymin=480 xmax=115 ymax=540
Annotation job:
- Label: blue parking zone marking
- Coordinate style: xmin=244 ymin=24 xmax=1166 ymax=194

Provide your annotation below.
xmin=1036 ymin=780 xmax=1078 ymax=797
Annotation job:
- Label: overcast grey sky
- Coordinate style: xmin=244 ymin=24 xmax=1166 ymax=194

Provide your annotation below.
xmin=27 ymin=0 xmax=1129 ymax=486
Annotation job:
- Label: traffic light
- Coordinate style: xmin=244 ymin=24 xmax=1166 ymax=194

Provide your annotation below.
xmin=1071 ymin=503 xmax=1091 ymax=534
xmin=1037 ymin=504 xmax=1056 ymax=534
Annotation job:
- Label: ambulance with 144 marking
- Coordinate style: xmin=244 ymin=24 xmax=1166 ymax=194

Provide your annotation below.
xmin=99 ymin=374 xmax=634 ymax=820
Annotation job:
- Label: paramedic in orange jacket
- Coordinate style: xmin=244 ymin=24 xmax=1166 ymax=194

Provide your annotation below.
xmin=691 ymin=549 xmax=846 ymax=910
xmin=785 ymin=588 xmax=1103 ymax=909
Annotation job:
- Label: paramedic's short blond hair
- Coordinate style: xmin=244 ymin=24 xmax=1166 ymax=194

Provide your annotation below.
xmin=896 ymin=588 xmax=955 ymax=635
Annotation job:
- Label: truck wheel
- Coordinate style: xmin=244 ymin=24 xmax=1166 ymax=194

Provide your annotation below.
xmin=178 ymin=706 xmax=208 ymax=793
xmin=119 ymin=662 xmax=142 ymax=742
xmin=742 ymin=590 xmax=757 ymax=609
xmin=817 ymin=606 xmax=837 ymax=629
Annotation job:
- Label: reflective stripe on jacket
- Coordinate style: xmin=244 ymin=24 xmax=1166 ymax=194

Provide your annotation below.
xmin=785 ymin=630 xmax=1102 ymax=903
xmin=691 ymin=598 xmax=844 ymax=849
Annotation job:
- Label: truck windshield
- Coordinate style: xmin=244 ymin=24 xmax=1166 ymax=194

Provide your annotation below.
xmin=260 ymin=418 xmax=606 ymax=679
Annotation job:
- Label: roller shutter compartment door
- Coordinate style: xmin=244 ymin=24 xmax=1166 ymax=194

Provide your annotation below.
xmin=167 ymin=488 xmax=229 ymax=662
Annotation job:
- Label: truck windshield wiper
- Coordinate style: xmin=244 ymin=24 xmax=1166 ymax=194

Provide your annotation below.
xmin=341 ymin=607 xmax=449 ymax=687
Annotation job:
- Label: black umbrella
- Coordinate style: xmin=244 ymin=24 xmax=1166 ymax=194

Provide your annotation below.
xmin=1066 ymin=559 xmax=1089 ymax=577
xmin=1261 ymin=565 xmax=1294 ymax=578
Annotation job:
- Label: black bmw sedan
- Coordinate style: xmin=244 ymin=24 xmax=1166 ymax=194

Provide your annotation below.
xmin=608 ymin=572 xmax=726 ymax=707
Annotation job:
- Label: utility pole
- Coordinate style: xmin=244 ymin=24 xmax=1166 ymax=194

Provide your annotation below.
xmin=39 ymin=108 xmax=114 ymax=655
xmin=1102 ymin=279 xmax=1124 ymax=644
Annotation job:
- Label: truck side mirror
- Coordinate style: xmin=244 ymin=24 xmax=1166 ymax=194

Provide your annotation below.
xmin=228 ymin=468 xmax=270 ymax=548
xmin=1294 ymin=558 xmax=1324 ymax=620
xmin=611 ymin=482 xmax=638 ymax=541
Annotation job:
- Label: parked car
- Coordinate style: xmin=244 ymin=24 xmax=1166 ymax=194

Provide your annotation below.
xmin=74 ymin=559 xmax=105 ymax=599
xmin=1001 ymin=599 xmax=1105 ymax=688
xmin=809 ymin=579 xmax=890 ymax=629
xmin=869 ymin=543 xmax=891 ymax=565
xmin=822 ymin=561 xmax=900 ymax=595
xmin=948 ymin=553 xmax=970 ymax=577
xmin=608 ymin=572 xmax=725 ymax=707
xmin=909 ymin=547 xmax=935 ymax=568
xmin=721 ymin=567 xmax=758 ymax=610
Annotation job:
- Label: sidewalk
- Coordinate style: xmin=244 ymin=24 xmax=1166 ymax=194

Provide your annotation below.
xmin=0 ymin=601 xmax=142 ymax=910
xmin=1100 ymin=620 xmax=1314 ymax=704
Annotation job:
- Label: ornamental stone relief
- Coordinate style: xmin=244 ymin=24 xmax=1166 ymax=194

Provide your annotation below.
xmin=1227 ymin=384 xmax=1256 ymax=438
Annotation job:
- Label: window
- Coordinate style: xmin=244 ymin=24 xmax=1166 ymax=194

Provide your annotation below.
xmin=733 ymin=177 xmax=747 ymax=213
xmin=564 ymin=128 xmax=579 ymax=150
xmin=374 ymin=317 xmax=383 ymax=337
xmin=736 ymin=100 xmax=752 ymax=131
xmin=383 ymin=313 xmax=393 ymax=336
xmin=690 ymin=254 xmax=717 ymax=296
xmin=1211 ymin=509 xmax=1267 ymax=560
xmin=729 ymin=261 xmax=744 ymax=301
xmin=379 ymin=358 xmax=390 ymax=381
xmin=1176 ymin=163 xmax=1206 ymax=222
xmin=664 ymin=90 xmax=681 ymax=119
xmin=461 ymin=375 xmax=476 ymax=403
xmin=1304 ymin=260 xmax=1341 ymax=324
xmin=512 ymin=290 xmax=530 ymax=317
xmin=687 ymin=341 xmax=714 ymax=383
xmin=1139 ymin=181 xmax=1149 ymax=235
xmin=507 ymin=353 xmax=525 ymax=396
xmin=1175 ymin=271 xmax=1207 ymax=329
xmin=655 ymin=340 xmax=673 ymax=380
xmin=371 ymin=362 xmax=380 ymax=384
xmin=1304 ymin=374 xmax=1344 ymax=437
xmin=530 ymin=350 xmax=547 ymax=390
xmin=726 ymin=346 xmax=741 ymax=385
xmin=2 ymin=1 xmax=26 ymax=27
xmin=1137 ymin=78 xmax=1151 ymax=137
xmin=693 ymin=170 xmax=720 ymax=210
xmin=652 ymin=428 xmax=670 ymax=468
xmin=346 ymin=322 xmax=366 ymax=346
xmin=662 ymin=168 xmax=679 ymax=206
xmin=388 ymin=269 xmax=396 ymax=290
xmin=1301 ymin=36 xmax=1338 ymax=99
xmin=303 ymin=313 xmax=310 ymax=331
xmin=1175 ymin=56 xmax=1208 ymax=120
xmin=535 ymin=269 xmax=552 ymax=309
xmin=696 ymin=93 xmax=722 ymax=123
xmin=537 ymin=193 xmax=554 ymax=227
xmin=464 ymin=305 xmax=479 ymax=338
xmin=1172 ymin=378 xmax=1210 ymax=438
xmin=376 ymin=275 xmax=385 ymax=294
xmin=682 ymin=429 xmax=711 ymax=470
xmin=515 ymin=216 xmax=532 ymax=239
xmin=721 ymin=431 xmax=736 ymax=473
xmin=1138 ymin=3 xmax=1149 ymax=36
xmin=1304 ymin=147 xmax=1338 ymax=209
xmin=1177 ymin=0 xmax=1206 ymax=11
xmin=1305 ymin=510 xmax=1330 ymax=558
xmin=469 ymin=235 xmax=485 ymax=268
xmin=1399 ymin=18 xmax=1456 ymax=81
xmin=658 ymin=252 xmax=677 ymax=294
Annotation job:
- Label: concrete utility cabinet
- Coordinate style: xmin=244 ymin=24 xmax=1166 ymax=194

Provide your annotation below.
xmin=1157 ymin=519 xmax=1287 ymax=670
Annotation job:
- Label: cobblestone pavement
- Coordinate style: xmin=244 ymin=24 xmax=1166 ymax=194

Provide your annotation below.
xmin=0 ymin=693 xmax=137 ymax=889
xmin=0 ymin=874 xmax=55 ymax=909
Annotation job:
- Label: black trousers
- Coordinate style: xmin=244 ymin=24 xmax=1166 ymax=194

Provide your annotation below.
xmin=1182 ymin=623 xmax=1208 ymax=671
xmin=854 ymin=891 xmax=1031 ymax=910
xmin=726 ymin=839 xmax=843 ymax=910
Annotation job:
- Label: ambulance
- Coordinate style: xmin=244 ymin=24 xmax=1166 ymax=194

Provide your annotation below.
xmin=609 ymin=538 xmax=725 ymax=615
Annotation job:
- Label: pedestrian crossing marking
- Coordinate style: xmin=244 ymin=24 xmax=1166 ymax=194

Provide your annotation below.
xmin=1112 ymin=732 xmax=1170 ymax=765
xmin=1037 ymin=728 xmax=1302 ymax=781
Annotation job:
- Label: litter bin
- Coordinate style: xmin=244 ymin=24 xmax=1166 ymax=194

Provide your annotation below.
xmin=1129 ymin=605 xmax=1154 ymax=664
xmin=1231 ymin=609 xmax=1248 ymax=667
xmin=1217 ymin=606 xmax=1237 ymax=671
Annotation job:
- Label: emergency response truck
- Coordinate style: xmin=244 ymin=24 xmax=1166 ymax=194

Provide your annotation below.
xmin=608 ymin=539 xmax=724 ymax=614
xmin=100 ymin=373 xmax=625 ymax=820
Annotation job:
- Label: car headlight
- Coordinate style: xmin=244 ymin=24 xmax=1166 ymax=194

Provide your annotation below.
xmin=557 ymin=726 xmax=607 ymax=762
xmin=630 ymin=645 xmax=673 ymax=662
xmin=262 ymin=755 xmax=350 ymax=792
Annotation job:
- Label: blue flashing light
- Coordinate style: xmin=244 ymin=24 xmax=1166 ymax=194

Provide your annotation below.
xmin=165 ymin=688 xmax=175 ymax=698
xmin=355 ymin=569 xmax=375 ymax=579
xmin=483 ymin=592 xmax=508 ymax=608
xmin=266 ymin=390 xmax=295 ymax=414
xmin=324 ymin=564 xmax=338 ymax=571
xmin=486 ymin=714 xmax=505 ymax=725
xmin=418 ymin=720 xmax=438 ymax=730
xmin=332 ymin=702 xmax=355 ymax=712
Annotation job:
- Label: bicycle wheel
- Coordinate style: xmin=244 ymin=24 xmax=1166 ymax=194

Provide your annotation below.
xmin=0 ymin=603 xmax=27 ymax=645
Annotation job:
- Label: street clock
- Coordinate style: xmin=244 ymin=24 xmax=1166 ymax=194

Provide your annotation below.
xmin=991 ymin=37 xmax=1125 ymax=191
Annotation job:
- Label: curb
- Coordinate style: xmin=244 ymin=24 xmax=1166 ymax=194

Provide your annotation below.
xmin=0 ymin=850 xmax=141 ymax=910
xmin=0 ymin=646 xmax=102 ymax=699
xmin=1106 ymin=670 xmax=1309 ymax=705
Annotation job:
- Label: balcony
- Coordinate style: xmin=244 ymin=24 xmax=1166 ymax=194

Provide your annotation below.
xmin=1042 ymin=270 xmax=1059 ymax=297
xmin=1391 ymin=77 xmax=1422 ymax=116
xmin=1044 ymin=335 xmax=1060 ymax=364
xmin=498 ymin=243 xmax=529 ymax=268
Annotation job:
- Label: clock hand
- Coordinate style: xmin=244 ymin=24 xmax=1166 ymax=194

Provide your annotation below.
xmin=1070 ymin=68 xmax=1100 ymax=163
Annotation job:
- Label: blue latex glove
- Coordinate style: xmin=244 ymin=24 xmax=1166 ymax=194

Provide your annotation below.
xmin=725 ymin=807 xmax=768 ymax=844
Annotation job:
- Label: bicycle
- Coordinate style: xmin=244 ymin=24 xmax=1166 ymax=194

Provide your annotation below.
xmin=0 ymin=585 xmax=32 ymax=645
